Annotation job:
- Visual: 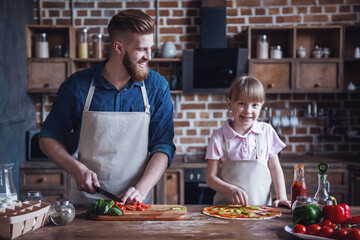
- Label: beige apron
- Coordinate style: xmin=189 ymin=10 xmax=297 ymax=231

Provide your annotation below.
xmin=213 ymin=134 xmax=272 ymax=206
xmin=69 ymin=79 xmax=152 ymax=206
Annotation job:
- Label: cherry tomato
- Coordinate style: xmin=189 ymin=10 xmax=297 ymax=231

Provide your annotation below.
xmin=317 ymin=226 xmax=334 ymax=238
xmin=319 ymin=219 xmax=332 ymax=227
xmin=293 ymin=224 xmax=307 ymax=234
xmin=332 ymin=229 xmax=349 ymax=240
xmin=306 ymin=224 xmax=321 ymax=235
xmin=348 ymin=229 xmax=360 ymax=240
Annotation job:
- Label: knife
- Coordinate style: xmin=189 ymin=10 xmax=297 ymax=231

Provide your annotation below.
xmin=94 ymin=186 xmax=122 ymax=202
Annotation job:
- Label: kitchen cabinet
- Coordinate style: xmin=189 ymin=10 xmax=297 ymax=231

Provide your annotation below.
xmin=343 ymin=26 xmax=360 ymax=90
xmin=19 ymin=161 xmax=71 ymax=203
xmin=349 ymin=165 xmax=360 ymax=206
xmin=155 ymin=168 xmax=184 ymax=204
xmin=26 ymin=25 xmax=76 ymax=93
xmin=247 ymin=26 xmax=343 ymax=93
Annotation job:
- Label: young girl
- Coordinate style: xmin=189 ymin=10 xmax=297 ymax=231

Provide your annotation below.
xmin=206 ymin=75 xmax=291 ymax=208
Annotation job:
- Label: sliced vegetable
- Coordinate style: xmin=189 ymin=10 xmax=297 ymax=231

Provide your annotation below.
xmin=86 ymin=199 xmax=124 ymax=217
xmin=171 ymin=207 xmax=185 ymax=210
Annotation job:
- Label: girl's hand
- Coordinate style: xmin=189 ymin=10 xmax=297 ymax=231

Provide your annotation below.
xmin=273 ymin=199 xmax=291 ymax=208
xmin=231 ymin=187 xmax=248 ymax=206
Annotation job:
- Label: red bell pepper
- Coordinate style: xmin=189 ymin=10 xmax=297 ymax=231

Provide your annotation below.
xmin=322 ymin=196 xmax=351 ymax=224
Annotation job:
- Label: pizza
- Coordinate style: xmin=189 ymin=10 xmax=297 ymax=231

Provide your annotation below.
xmin=202 ymin=205 xmax=282 ymax=220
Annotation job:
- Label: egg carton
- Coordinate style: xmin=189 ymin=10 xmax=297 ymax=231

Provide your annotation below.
xmin=0 ymin=201 xmax=51 ymax=239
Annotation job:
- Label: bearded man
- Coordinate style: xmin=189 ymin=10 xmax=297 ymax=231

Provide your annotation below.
xmin=39 ymin=9 xmax=175 ymax=206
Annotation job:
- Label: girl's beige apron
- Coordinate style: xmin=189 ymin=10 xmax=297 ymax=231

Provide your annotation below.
xmin=69 ymin=80 xmax=152 ymax=206
xmin=213 ymin=134 xmax=272 ymax=205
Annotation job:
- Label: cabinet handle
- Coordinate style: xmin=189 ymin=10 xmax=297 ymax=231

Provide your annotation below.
xmin=314 ymin=83 xmax=321 ymax=88
xmin=267 ymin=83 xmax=275 ymax=89
xmin=37 ymin=177 xmax=46 ymax=183
xmin=43 ymin=83 xmax=49 ymax=88
xmin=166 ymin=174 xmax=174 ymax=180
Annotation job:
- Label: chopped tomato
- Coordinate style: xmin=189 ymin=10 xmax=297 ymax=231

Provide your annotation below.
xmin=114 ymin=202 xmax=126 ymax=211
xmin=140 ymin=202 xmax=151 ymax=209
xmin=293 ymin=224 xmax=307 ymax=234
xmin=126 ymin=205 xmax=138 ymax=211
xmin=138 ymin=206 xmax=146 ymax=211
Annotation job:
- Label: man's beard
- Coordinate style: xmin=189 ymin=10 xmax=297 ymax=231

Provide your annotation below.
xmin=123 ymin=51 xmax=149 ymax=82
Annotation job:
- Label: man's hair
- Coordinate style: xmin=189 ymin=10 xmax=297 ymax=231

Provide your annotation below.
xmin=226 ymin=75 xmax=265 ymax=103
xmin=108 ymin=9 xmax=154 ymax=41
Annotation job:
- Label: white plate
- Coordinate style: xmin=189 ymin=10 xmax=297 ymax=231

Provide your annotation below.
xmin=284 ymin=225 xmax=332 ymax=240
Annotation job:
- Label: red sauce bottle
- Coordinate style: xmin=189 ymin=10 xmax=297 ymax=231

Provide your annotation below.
xmin=291 ymin=165 xmax=307 ymax=207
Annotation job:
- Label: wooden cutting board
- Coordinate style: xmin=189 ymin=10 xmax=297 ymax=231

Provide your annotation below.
xmin=90 ymin=205 xmax=187 ymax=221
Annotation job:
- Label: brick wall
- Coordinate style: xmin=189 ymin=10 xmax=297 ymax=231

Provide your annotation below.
xmin=33 ymin=0 xmax=360 ymax=157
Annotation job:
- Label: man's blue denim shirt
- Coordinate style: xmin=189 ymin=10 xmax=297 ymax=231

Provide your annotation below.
xmin=39 ymin=60 xmax=176 ymax=166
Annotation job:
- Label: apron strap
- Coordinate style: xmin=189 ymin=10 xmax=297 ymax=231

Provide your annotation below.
xmin=84 ymin=79 xmax=151 ymax=114
xmin=140 ymin=82 xmax=150 ymax=114
xmin=84 ymin=79 xmax=96 ymax=112
xmin=222 ymin=133 xmax=229 ymax=161
xmin=222 ymin=131 xmax=261 ymax=161
xmin=255 ymin=134 xmax=260 ymax=160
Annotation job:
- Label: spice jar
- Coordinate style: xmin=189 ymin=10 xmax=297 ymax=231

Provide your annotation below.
xmin=270 ymin=45 xmax=282 ymax=59
xmin=50 ymin=198 xmax=75 ymax=226
xmin=77 ymin=28 xmax=89 ymax=59
xmin=292 ymin=196 xmax=313 ymax=212
xmin=22 ymin=191 xmax=46 ymax=202
xmin=256 ymin=35 xmax=269 ymax=59
xmin=93 ymin=34 xmax=104 ymax=59
xmin=35 ymin=33 xmax=49 ymax=58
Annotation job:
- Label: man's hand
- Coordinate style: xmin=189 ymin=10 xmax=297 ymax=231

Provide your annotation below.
xmin=73 ymin=164 xmax=100 ymax=194
xmin=119 ymin=187 xmax=144 ymax=205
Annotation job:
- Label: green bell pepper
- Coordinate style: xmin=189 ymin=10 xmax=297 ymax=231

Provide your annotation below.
xmin=293 ymin=204 xmax=323 ymax=226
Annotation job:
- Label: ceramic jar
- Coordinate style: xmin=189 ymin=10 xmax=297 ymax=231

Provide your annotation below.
xmin=297 ymin=46 xmax=306 ymax=58
xmin=161 ymin=42 xmax=177 ymax=58
xmin=311 ymin=45 xmax=323 ymax=59
xmin=323 ymin=48 xmax=330 ymax=58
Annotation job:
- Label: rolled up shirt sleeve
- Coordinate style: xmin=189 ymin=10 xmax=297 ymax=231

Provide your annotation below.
xmin=148 ymin=78 xmax=176 ymax=167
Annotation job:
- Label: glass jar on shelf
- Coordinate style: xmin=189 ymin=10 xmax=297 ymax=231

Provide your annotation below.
xmin=50 ymin=198 xmax=76 ymax=226
xmin=256 ymin=35 xmax=269 ymax=59
xmin=77 ymin=28 xmax=89 ymax=59
xmin=35 ymin=32 xmax=49 ymax=58
xmin=93 ymin=34 xmax=104 ymax=59
xmin=270 ymin=45 xmax=282 ymax=59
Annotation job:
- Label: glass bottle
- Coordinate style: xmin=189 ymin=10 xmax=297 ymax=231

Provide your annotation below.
xmin=50 ymin=198 xmax=76 ymax=226
xmin=313 ymin=162 xmax=330 ymax=207
xmin=291 ymin=165 xmax=307 ymax=207
xmin=22 ymin=191 xmax=46 ymax=202
xmin=0 ymin=163 xmax=18 ymax=201
xmin=93 ymin=34 xmax=104 ymax=59
xmin=35 ymin=32 xmax=49 ymax=58
xmin=77 ymin=28 xmax=89 ymax=59
xmin=256 ymin=35 xmax=269 ymax=59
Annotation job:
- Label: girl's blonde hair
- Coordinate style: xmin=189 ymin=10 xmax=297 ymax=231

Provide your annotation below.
xmin=226 ymin=75 xmax=265 ymax=103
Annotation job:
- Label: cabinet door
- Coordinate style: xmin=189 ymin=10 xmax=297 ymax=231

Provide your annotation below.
xmin=349 ymin=170 xmax=360 ymax=206
xmin=296 ymin=60 xmax=341 ymax=92
xmin=26 ymin=58 xmax=71 ymax=93
xmin=164 ymin=169 xmax=184 ymax=205
xmin=249 ymin=59 xmax=293 ymax=92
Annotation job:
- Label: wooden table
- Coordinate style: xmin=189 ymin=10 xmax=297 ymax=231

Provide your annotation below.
xmin=17 ymin=205 xmax=360 ymax=240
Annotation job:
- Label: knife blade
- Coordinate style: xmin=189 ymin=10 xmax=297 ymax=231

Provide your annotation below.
xmin=94 ymin=186 xmax=122 ymax=202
